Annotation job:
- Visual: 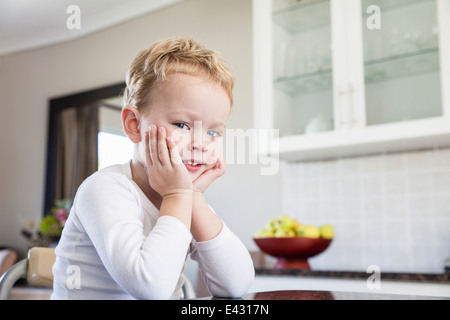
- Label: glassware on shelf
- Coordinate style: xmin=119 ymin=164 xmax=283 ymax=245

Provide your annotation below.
xmin=363 ymin=0 xmax=443 ymax=126
xmin=429 ymin=24 xmax=440 ymax=48
xmin=272 ymin=0 xmax=331 ymax=34
xmin=389 ymin=28 xmax=401 ymax=57
xmin=305 ymin=114 xmax=333 ymax=135
xmin=411 ymin=30 xmax=426 ymax=51
xmin=271 ymin=0 xmax=334 ymax=137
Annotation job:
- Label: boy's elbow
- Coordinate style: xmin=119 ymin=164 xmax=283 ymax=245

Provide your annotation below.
xmin=131 ymin=282 xmax=175 ymax=300
xmin=212 ymin=265 xmax=255 ymax=298
xmin=122 ymin=271 xmax=177 ymax=300
xmin=227 ymin=255 xmax=256 ymax=298
xmin=225 ymin=282 xmax=253 ymax=299
xmin=232 ymin=268 xmax=255 ymax=298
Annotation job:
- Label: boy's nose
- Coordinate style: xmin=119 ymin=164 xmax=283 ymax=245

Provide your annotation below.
xmin=191 ymin=121 xmax=208 ymax=152
xmin=191 ymin=134 xmax=209 ymax=152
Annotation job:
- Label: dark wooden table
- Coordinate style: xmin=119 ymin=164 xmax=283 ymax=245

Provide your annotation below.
xmin=199 ymin=290 xmax=450 ymax=300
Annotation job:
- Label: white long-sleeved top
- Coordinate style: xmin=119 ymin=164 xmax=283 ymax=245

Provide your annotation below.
xmin=51 ymin=161 xmax=254 ymax=300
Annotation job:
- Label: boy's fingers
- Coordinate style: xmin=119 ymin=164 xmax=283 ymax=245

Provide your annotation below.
xmin=157 ymin=127 xmax=171 ymax=166
xmin=167 ymin=137 xmax=183 ymax=166
xmin=217 ymin=153 xmax=225 ymax=165
xmin=219 ymin=154 xmax=226 ymax=170
xmin=144 ymin=130 xmax=153 ymax=167
xmin=149 ymin=125 xmax=159 ymax=165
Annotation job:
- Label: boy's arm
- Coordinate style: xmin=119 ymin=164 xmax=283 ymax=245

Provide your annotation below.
xmin=190 ymin=157 xmax=255 ymax=297
xmin=74 ymin=174 xmax=192 ymax=300
xmin=191 ymin=155 xmax=225 ymax=241
xmin=190 ymin=221 xmax=255 ymax=298
xmin=191 ymin=193 xmax=223 ymax=241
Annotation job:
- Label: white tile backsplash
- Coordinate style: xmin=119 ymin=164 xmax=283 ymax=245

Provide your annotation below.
xmin=281 ymin=148 xmax=450 ymax=274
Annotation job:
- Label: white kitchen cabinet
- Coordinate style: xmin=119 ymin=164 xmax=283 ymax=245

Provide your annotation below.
xmin=253 ymin=0 xmax=450 ymax=161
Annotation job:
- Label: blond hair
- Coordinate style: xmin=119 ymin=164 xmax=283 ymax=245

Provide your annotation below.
xmin=123 ymin=37 xmax=234 ymax=110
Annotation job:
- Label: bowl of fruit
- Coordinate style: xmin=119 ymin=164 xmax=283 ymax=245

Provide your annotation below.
xmin=253 ymin=215 xmax=334 ymax=270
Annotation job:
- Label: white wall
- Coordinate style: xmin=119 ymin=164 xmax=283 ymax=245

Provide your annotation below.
xmin=281 ymin=148 xmax=450 ymax=274
xmin=0 ymin=0 xmax=281 ymax=255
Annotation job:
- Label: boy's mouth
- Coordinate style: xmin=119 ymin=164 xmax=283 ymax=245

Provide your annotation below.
xmin=183 ymin=160 xmax=204 ymax=173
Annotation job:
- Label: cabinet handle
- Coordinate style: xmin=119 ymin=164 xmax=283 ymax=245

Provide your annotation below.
xmin=338 ymin=83 xmax=358 ymax=129
xmin=337 ymin=84 xmax=351 ymax=128
xmin=347 ymin=83 xmax=357 ymax=127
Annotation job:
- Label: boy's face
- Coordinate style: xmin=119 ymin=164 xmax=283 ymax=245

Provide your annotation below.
xmin=138 ymin=73 xmax=231 ymax=181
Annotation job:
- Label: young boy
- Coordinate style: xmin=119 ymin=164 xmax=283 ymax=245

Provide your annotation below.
xmin=51 ymin=37 xmax=255 ymax=300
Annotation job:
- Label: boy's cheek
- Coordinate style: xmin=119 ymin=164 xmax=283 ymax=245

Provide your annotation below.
xmin=169 ymin=130 xmax=190 ymax=151
xmin=203 ymin=150 xmax=220 ymax=166
xmin=207 ymin=142 xmax=224 ymax=164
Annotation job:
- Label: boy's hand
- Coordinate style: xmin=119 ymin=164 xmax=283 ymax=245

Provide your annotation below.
xmin=145 ymin=125 xmax=193 ymax=199
xmin=191 ymin=155 xmax=225 ymax=242
xmin=192 ymin=154 xmax=226 ymax=195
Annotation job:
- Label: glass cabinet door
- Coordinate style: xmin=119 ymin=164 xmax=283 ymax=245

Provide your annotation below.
xmin=362 ymin=0 xmax=443 ymax=126
xmin=272 ymin=0 xmax=334 ymax=137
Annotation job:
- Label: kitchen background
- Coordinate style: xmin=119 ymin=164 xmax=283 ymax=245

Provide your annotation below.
xmin=0 ymin=0 xmax=449 ymax=285
xmin=251 ymin=0 xmax=450 ymax=276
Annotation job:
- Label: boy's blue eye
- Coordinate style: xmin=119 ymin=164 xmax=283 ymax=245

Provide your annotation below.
xmin=174 ymin=123 xmax=189 ymax=130
xmin=207 ymin=130 xmax=221 ymax=137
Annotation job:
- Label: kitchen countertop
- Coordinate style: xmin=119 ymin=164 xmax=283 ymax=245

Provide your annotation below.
xmin=193 ymin=290 xmax=449 ymax=300
xmin=255 ymin=267 xmax=450 ymax=284
xmin=249 ymin=252 xmax=450 ymax=284
xmin=232 ymin=290 xmax=449 ymax=300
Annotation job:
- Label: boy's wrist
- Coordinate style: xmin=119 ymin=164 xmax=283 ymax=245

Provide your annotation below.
xmin=190 ymin=196 xmax=222 ymax=242
xmin=192 ymin=190 xmax=205 ymax=199
xmin=192 ymin=192 xmax=209 ymax=210
xmin=160 ymin=192 xmax=193 ymax=230
xmin=162 ymin=189 xmax=193 ymax=200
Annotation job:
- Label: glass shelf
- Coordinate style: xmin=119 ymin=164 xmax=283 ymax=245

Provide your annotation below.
xmin=274 ymin=47 xmax=439 ymax=96
xmin=272 ymin=0 xmax=330 ymax=33
xmin=365 ymin=47 xmax=439 ymax=84
xmin=274 ymin=68 xmax=332 ymax=96
xmin=361 ymin=0 xmax=434 ymax=14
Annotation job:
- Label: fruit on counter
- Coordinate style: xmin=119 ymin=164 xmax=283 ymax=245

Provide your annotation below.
xmin=274 ymin=229 xmax=295 ymax=238
xmin=266 ymin=215 xmax=295 ymax=231
xmin=293 ymin=220 xmax=304 ymax=233
xmin=297 ymin=225 xmax=320 ymax=239
xmin=254 ymin=215 xmax=334 ymax=239
xmin=319 ymin=224 xmax=335 ymax=240
xmin=254 ymin=229 xmax=274 ymax=238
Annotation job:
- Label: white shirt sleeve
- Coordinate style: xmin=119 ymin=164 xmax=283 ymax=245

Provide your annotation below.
xmin=190 ymin=223 xmax=255 ymax=298
xmin=75 ymin=173 xmax=192 ymax=300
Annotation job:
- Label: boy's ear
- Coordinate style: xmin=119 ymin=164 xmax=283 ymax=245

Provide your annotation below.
xmin=122 ymin=105 xmax=141 ymax=144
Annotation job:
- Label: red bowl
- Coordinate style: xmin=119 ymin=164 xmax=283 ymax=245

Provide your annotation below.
xmin=254 ymin=237 xmax=332 ymax=270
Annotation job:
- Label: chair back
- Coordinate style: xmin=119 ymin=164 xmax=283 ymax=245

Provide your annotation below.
xmin=0 ymin=247 xmax=55 ymax=300
xmin=27 ymin=247 xmax=55 ymax=287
